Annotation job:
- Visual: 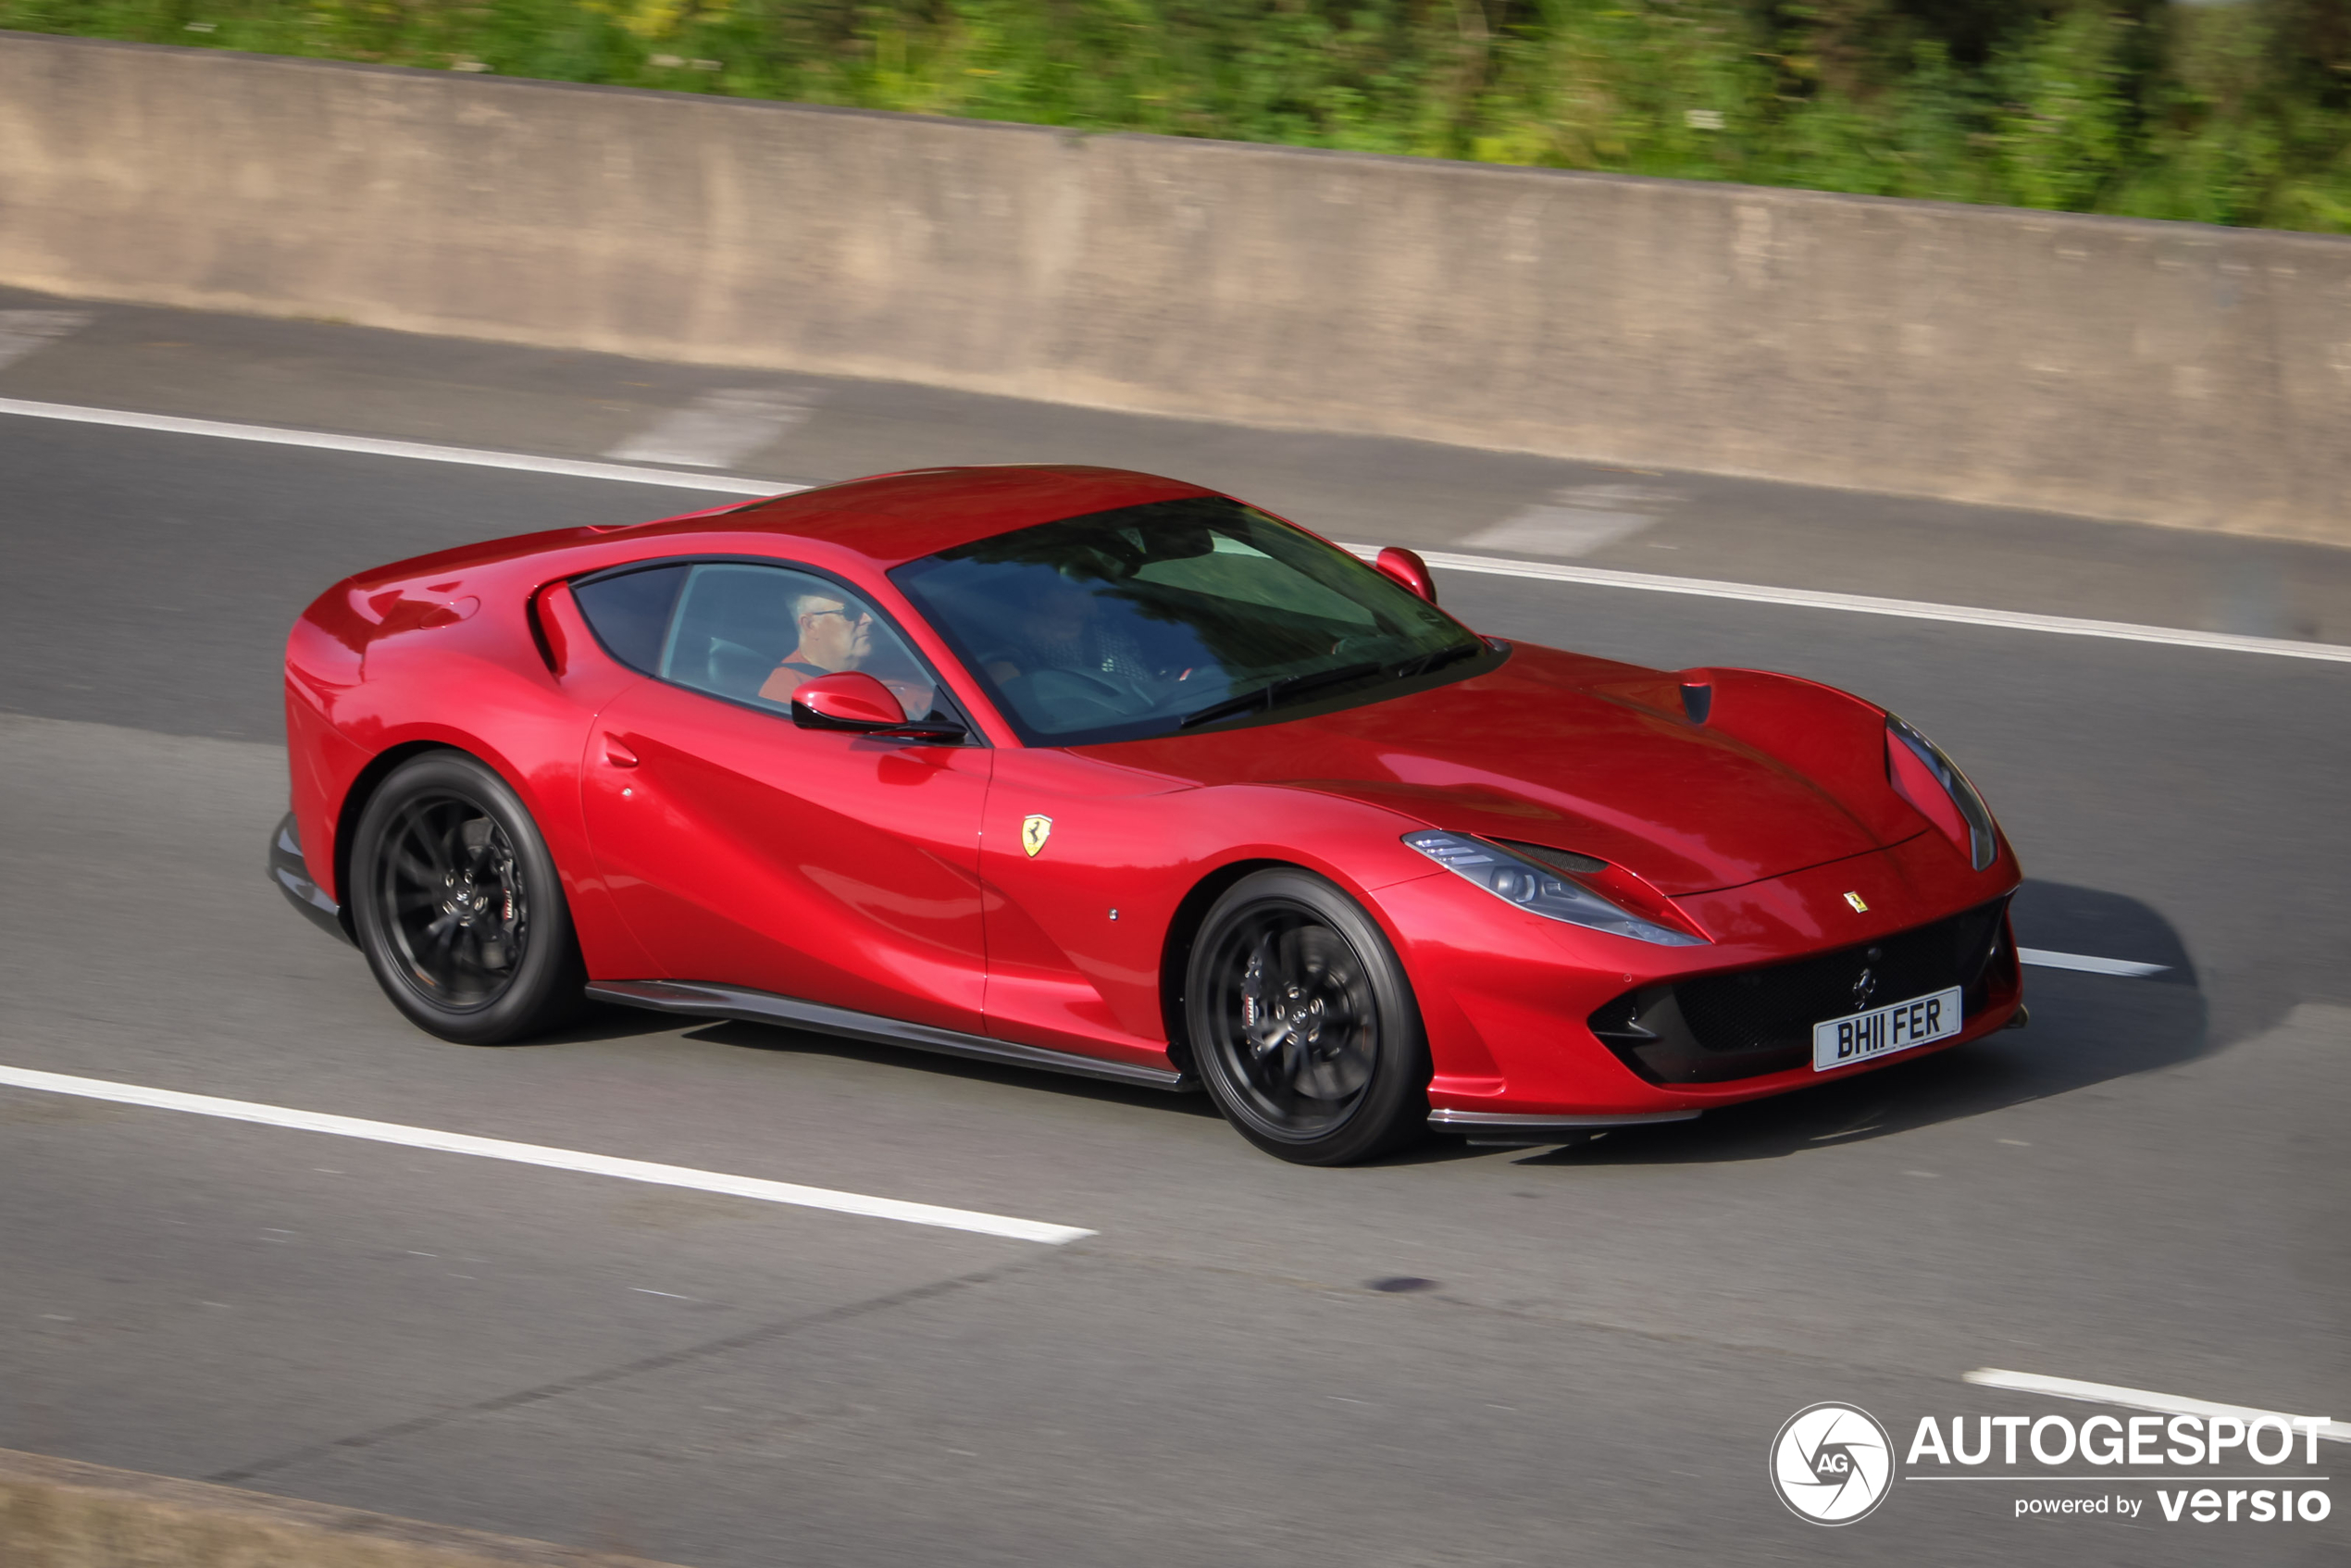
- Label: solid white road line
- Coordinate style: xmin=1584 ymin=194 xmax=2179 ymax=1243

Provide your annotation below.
xmin=1342 ymin=545 xmax=2351 ymax=665
xmin=6 ymin=392 xmax=2342 ymax=665
xmin=0 ymin=310 xmax=93 ymax=370
xmin=606 ymin=388 xmax=815 ymax=467
xmin=0 ymin=1064 xmax=1093 ymax=1246
xmin=0 ymin=397 xmax=795 ymax=496
xmin=1964 ymin=1369 xmax=2349 ymax=1444
xmin=2019 ymin=948 xmax=2171 ymax=977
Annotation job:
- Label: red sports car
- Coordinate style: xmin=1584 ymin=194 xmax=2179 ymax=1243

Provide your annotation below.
xmin=274 ymin=466 xmax=2023 ymax=1164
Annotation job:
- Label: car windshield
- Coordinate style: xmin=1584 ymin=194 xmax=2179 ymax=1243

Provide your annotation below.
xmin=889 ymin=496 xmax=1485 ymax=746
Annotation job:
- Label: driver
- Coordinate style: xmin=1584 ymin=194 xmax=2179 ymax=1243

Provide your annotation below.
xmin=758 ymin=589 xmax=937 ymax=717
xmin=757 ymin=590 xmax=875 ymax=703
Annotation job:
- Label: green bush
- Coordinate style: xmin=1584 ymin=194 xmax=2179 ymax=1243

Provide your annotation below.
xmin=6 ymin=0 xmax=2347 ymax=231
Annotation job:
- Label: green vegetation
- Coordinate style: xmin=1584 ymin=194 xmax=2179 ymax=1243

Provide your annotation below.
xmin=8 ymin=0 xmax=2349 ymax=230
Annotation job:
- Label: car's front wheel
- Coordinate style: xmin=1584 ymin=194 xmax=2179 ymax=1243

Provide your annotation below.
xmin=1185 ymin=868 xmax=1430 ymax=1164
xmin=348 ymin=751 xmax=584 ymax=1044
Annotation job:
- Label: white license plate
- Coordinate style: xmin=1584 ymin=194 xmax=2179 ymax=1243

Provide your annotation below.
xmin=1811 ymin=987 xmax=1963 ymax=1072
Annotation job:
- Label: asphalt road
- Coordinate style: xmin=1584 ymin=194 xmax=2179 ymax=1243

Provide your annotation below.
xmin=1 ymin=293 xmax=2346 ymax=1568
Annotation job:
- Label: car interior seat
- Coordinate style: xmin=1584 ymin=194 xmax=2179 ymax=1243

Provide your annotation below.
xmin=662 ymin=565 xmax=799 ymax=703
xmin=701 ymin=637 xmax=774 ymax=700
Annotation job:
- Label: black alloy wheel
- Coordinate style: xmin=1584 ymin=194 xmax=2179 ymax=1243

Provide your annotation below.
xmin=349 ymin=751 xmax=585 ymax=1045
xmin=1185 ymin=868 xmax=1430 ymax=1164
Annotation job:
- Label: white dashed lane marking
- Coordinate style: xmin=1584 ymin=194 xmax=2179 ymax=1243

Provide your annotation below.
xmin=2018 ymin=949 xmax=2171 ymax=977
xmin=606 ymin=387 xmax=816 ymax=468
xmin=1458 ymin=484 xmax=1677 ymax=558
xmin=0 ymin=310 xmax=93 ymax=371
xmin=0 ymin=1065 xmax=1094 ymax=1245
xmin=0 ymin=397 xmax=793 ymax=494
xmin=1964 ymin=1369 xmax=2348 ymax=1445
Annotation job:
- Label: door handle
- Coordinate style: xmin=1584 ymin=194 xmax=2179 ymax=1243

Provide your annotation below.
xmin=603 ymin=735 xmax=640 ymax=768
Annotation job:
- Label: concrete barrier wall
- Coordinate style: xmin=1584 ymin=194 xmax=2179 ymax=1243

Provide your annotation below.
xmin=0 ymin=1446 xmax=680 ymax=1568
xmin=4 ymin=31 xmax=2348 ymax=542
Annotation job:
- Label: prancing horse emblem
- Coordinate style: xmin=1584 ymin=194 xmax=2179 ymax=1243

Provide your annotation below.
xmin=1852 ymin=967 xmax=1878 ymax=1009
xmin=1021 ymin=815 xmax=1053 ymax=857
xmin=1843 ymin=891 xmax=1869 ymax=913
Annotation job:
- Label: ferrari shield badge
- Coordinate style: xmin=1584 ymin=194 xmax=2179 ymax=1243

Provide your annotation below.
xmin=1843 ymin=891 xmax=1869 ymax=913
xmin=1021 ymin=815 xmax=1053 ymax=857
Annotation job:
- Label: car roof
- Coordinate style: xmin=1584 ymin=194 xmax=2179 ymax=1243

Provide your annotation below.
xmin=673 ymin=465 xmax=1223 ymax=568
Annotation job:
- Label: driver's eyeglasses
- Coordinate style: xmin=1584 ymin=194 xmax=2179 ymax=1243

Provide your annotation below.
xmin=802 ymin=607 xmax=873 ymax=624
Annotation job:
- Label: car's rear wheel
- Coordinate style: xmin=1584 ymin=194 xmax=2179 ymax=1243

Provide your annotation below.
xmin=1185 ymin=869 xmax=1430 ymax=1164
xmin=349 ymin=751 xmax=584 ymax=1044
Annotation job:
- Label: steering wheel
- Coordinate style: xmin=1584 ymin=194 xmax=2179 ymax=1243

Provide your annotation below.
xmin=1026 ymin=666 xmax=1151 ymax=723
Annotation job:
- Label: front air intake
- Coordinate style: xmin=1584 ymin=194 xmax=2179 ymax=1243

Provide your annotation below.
xmin=1586 ymin=898 xmax=2016 ymax=1084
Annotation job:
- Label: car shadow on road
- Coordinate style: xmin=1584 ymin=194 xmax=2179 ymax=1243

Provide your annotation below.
xmin=676 ymin=1017 xmax=1231 ymax=1118
xmin=2009 ymin=877 xmax=2199 ymax=984
xmin=547 ymin=879 xmax=2204 ymax=1160
xmin=1495 ymin=878 xmax=2207 ymax=1167
xmin=523 ymin=1006 xmax=703 ymax=1047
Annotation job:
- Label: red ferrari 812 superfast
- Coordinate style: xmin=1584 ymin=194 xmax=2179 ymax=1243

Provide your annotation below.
xmin=274 ymin=466 xmax=2024 ymax=1164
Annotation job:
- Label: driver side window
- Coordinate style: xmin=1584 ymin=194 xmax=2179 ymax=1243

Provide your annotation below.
xmin=574 ymin=560 xmax=952 ymax=728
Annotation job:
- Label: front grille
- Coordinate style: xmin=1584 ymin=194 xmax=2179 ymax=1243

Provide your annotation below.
xmin=1588 ymin=898 xmax=2016 ymax=1085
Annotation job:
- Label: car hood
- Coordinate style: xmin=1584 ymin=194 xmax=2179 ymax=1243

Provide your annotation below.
xmin=1085 ymin=643 xmax=1906 ymax=897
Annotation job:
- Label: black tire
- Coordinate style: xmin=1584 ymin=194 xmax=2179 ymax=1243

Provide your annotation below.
xmin=348 ymin=751 xmax=585 ymax=1045
xmin=1184 ymin=868 xmax=1430 ymax=1164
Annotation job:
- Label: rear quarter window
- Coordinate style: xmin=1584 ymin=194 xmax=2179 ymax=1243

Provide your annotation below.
xmin=573 ymin=564 xmax=689 ymax=674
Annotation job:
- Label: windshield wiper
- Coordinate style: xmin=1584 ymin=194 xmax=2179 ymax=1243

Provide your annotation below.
xmin=1176 ymin=641 xmax=1483 ymax=731
xmin=1388 ymin=641 xmax=1480 ymax=681
xmin=1178 ymin=662 xmax=1386 ymax=729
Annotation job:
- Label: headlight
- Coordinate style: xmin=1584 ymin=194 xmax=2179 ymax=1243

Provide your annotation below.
xmin=1885 ymin=716 xmax=1997 ymax=871
xmin=1401 ymin=830 xmax=1708 ymax=946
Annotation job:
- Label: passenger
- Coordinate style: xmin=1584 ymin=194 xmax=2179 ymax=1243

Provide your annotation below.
xmin=757 ymin=591 xmax=875 ymax=703
xmin=987 ymin=569 xmax=1151 ymax=685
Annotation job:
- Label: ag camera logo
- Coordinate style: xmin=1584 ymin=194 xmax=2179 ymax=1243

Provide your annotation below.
xmin=1771 ymin=1402 xmax=1895 ymax=1524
